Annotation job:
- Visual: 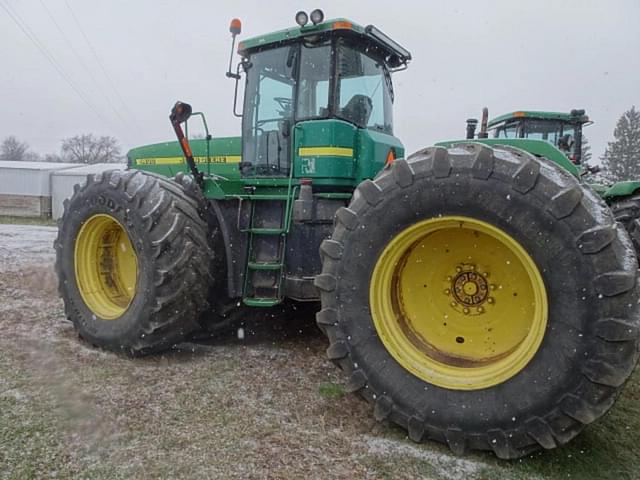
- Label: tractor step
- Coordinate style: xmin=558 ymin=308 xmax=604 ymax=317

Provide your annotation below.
xmin=249 ymin=228 xmax=285 ymax=235
xmin=247 ymin=261 xmax=283 ymax=270
xmin=241 ymin=180 xmax=298 ymax=306
xmin=242 ymin=297 xmax=281 ymax=307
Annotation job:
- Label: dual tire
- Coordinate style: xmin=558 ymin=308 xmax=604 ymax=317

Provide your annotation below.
xmin=55 ymin=169 xmax=214 ymax=355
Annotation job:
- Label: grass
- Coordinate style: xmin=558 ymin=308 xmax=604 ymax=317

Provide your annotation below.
xmin=489 ymin=368 xmax=640 ymax=480
xmin=1 ymin=225 xmax=639 ymax=479
xmin=319 ymin=382 xmax=346 ymax=399
xmin=0 ymin=215 xmax=56 ymax=226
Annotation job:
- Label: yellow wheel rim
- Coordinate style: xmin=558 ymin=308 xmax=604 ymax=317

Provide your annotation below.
xmin=370 ymin=216 xmax=548 ymax=390
xmin=74 ymin=214 xmax=138 ymax=320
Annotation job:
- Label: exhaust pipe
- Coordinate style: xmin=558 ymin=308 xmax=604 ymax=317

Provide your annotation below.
xmin=478 ymin=107 xmax=489 ymax=139
xmin=465 ymin=118 xmax=478 ymax=139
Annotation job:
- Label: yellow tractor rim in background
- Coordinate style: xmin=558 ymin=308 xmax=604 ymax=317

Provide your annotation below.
xmin=370 ymin=216 xmax=548 ymax=390
xmin=74 ymin=214 xmax=138 ymax=320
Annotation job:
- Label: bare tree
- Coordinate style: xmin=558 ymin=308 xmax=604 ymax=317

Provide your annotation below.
xmin=61 ymin=134 xmax=122 ymax=164
xmin=1 ymin=136 xmax=30 ymax=161
xmin=43 ymin=153 xmax=63 ymax=162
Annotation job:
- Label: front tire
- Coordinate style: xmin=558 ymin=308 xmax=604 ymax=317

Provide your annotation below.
xmin=316 ymin=144 xmax=640 ymax=458
xmin=55 ymin=169 xmax=213 ymax=355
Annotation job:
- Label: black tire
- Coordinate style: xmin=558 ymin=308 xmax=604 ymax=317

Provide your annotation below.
xmin=315 ymin=144 xmax=640 ymax=459
xmin=55 ymin=169 xmax=213 ymax=355
xmin=611 ymin=193 xmax=640 ymax=255
xmin=172 ymin=172 xmax=248 ymax=337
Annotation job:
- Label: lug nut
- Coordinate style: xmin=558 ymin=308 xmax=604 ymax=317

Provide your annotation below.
xmin=463 ymin=308 xmax=470 ymax=314
xmin=487 ymin=297 xmax=495 ymax=304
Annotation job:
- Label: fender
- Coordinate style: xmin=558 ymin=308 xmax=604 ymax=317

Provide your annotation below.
xmin=207 ymin=199 xmax=246 ymax=299
xmin=603 ymin=180 xmax=640 ymax=200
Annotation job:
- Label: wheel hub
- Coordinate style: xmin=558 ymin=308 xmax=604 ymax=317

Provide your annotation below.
xmin=452 ymin=265 xmax=489 ymax=307
xmin=445 ymin=264 xmax=495 ymax=316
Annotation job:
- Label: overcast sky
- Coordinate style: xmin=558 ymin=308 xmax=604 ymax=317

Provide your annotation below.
xmin=1 ymin=0 xmax=638 ymax=162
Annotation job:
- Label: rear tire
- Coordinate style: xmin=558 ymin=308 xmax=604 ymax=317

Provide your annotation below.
xmin=55 ymin=169 xmax=213 ymax=355
xmin=316 ymin=144 xmax=640 ymax=458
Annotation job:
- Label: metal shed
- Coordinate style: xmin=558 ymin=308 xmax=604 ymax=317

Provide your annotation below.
xmin=51 ymin=163 xmax=127 ymax=219
xmin=0 ymin=161 xmax=77 ymax=217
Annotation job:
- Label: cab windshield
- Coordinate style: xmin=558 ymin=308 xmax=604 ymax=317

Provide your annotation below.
xmin=241 ymin=36 xmax=394 ymax=176
xmin=493 ymin=119 xmax=576 ymax=148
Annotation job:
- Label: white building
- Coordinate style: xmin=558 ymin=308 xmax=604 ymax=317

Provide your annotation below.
xmin=51 ymin=163 xmax=126 ymax=219
xmin=0 ymin=161 xmax=77 ymax=217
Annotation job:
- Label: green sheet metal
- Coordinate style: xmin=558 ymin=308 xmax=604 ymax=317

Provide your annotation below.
xmin=127 ymin=137 xmax=242 ymax=180
xmin=239 ymin=18 xmax=365 ymax=52
xmin=488 ymin=111 xmax=587 ymax=127
xmin=603 ymin=181 xmax=640 ymax=199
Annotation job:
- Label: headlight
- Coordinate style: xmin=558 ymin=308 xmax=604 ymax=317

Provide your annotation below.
xmin=295 ymin=11 xmax=308 ymax=27
xmin=310 ymin=9 xmax=324 ymax=25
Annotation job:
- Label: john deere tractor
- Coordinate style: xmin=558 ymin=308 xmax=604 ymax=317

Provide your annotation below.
xmin=457 ymin=108 xmax=640 ymax=254
xmin=55 ymin=11 xmax=640 ymax=459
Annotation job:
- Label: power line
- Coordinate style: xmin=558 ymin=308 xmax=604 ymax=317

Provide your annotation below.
xmin=64 ymin=0 xmax=138 ymax=126
xmin=37 ymin=0 xmax=131 ymax=128
xmin=0 ymin=0 xmax=115 ymax=130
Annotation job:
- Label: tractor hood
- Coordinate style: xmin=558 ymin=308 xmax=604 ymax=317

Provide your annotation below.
xmin=126 ymin=136 xmax=242 ymax=180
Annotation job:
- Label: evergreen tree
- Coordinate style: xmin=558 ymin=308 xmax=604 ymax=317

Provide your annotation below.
xmin=601 ymin=106 xmax=640 ymax=182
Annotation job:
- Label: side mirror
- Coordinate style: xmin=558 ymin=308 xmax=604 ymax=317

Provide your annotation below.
xmin=170 ymin=101 xmax=192 ymax=124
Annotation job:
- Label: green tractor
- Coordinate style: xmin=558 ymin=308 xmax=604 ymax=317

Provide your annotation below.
xmin=454 ymin=108 xmax=640 ymax=253
xmin=55 ymin=11 xmax=640 ymax=459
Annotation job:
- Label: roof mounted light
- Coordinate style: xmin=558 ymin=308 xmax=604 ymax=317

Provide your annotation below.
xmin=229 ymin=18 xmax=242 ymax=35
xmin=310 ymin=9 xmax=324 ymax=25
xmin=295 ymin=11 xmax=308 ymax=27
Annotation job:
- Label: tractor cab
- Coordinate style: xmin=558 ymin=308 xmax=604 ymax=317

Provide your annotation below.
xmin=233 ymin=12 xmax=410 ymax=180
xmin=487 ymin=110 xmax=591 ymax=164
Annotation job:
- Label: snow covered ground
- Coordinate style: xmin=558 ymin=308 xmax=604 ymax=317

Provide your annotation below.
xmin=0 ymin=223 xmax=636 ymax=479
xmin=0 ymin=224 xmax=56 ymax=271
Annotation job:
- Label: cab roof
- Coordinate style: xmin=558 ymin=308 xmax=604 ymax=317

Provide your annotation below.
xmin=488 ymin=110 xmax=589 ymax=127
xmin=238 ymin=18 xmax=411 ymax=69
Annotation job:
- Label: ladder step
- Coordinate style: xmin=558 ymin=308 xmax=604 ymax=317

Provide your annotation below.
xmin=250 ymin=228 xmax=285 ymax=235
xmin=243 ymin=297 xmax=281 ymax=307
xmin=248 ymin=261 xmax=283 ymax=271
